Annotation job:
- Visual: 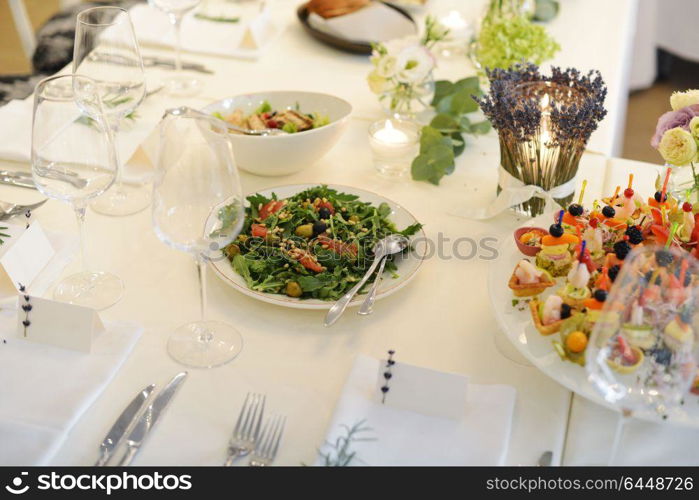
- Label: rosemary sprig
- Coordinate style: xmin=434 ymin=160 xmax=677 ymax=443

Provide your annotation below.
xmin=75 ymin=95 xmax=137 ymax=128
xmin=194 ymin=13 xmax=240 ymax=23
xmin=0 ymin=227 xmax=10 ymax=245
xmin=317 ymin=420 xmax=375 ymax=467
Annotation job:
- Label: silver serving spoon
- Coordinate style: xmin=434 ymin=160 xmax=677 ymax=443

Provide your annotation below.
xmin=358 ymin=235 xmax=409 ymax=316
xmin=324 ymin=236 xmax=393 ymax=327
xmin=165 ymin=106 xmax=287 ymax=136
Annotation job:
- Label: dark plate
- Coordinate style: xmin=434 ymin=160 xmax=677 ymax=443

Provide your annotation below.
xmin=297 ymin=2 xmax=416 ymax=55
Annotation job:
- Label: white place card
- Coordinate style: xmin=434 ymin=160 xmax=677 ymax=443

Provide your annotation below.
xmin=0 ymin=222 xmax=55 ymax=299
xmin=16 ymin=295 xmax=105 ymax=353
xmin=239 ymin=6 xmax=272 ymax=50
xmin=373 ymin=357 xmax=469 ymax=419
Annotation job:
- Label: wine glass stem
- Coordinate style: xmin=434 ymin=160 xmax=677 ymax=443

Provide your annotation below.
xmin=74 ymin=203 xmax=89 ymax=272
xmin=196 ymin=256 xmax=211 ymax=342
xmin=171 ymin=14 xmax=184 ymax=73
xmin=109 ymin=122 xmax=125 ymax=194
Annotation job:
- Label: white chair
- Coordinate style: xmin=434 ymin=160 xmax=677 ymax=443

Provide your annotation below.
xmin=7 ymin=0 xmax=83 ymax=62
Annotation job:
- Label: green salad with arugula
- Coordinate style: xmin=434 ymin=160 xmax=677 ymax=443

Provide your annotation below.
xmin=213 ymin=100 xmax=330 ymax=134
xmin=221 ymin=185 xmax=422 ymax=301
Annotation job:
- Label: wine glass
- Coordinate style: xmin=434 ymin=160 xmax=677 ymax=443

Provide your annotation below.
xmin=73 ymin=6 xmax=150 ymax=217
xmin=148 ymin=0 xmax=202 ymax=96
xmin=31 ymin=75 xmax=123 ymax=310
xmin=153 ymin=107 xmax=245 ymax=368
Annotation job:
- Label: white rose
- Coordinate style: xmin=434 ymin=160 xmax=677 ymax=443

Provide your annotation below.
xmin=395 ymin=45 xmax=434 ymax=84
xmin=670 ymin=89 xmax=699 ymax=111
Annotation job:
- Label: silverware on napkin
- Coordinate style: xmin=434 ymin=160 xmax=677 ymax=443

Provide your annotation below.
xmin=249 ymin=414 xmax=286 ymax=467
xmin=89 ymin=52 xmax=214 ymax=74
xmin=224 ymin=392 xmax=266 ymax=466
xmin=117 ymin=372 xmax=188 ymax=466
xmin=95 ymin=384 xmax=156 ymax=466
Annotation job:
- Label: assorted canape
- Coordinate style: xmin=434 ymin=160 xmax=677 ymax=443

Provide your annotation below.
xmin=508 ymin=172 xmax=698 ymax=389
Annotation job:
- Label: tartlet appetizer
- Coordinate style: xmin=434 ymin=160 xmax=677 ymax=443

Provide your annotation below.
xmin=508 ymin=259 xmax=554 ymax=297
xmin=529 ymin=295 xmax=572 ymax=335
xmin=606 ymin=336 xmax=644 ymax=374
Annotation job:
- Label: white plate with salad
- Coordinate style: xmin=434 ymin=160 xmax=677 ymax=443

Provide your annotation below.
xmin=202 ymin=91 xmax=352 ymax=176
xmin=488 ymin=213 xmax=699 ymax=427
xmin=210 ymin=184 xmax=426 ymax=310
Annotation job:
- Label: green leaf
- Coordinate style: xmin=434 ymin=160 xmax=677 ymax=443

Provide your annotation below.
xmin=454 ymin=76 xmax=481 ymax=95
xmin=411 ymin=144 xmax=455 ymax=185
xmin=431 ymin=80 xmax=454 ymax=105
xmin=419 ymin=126 xmax=452 ymax=153
xmin=377 ymin=202 xmax=391 ymax=218
xmin=468 ymin=120 xmax=492 ymax=135
xmin=232 ymin=254 xmax=253 ymax=287
xmin=449 ymin=88 xmax=479 ymax=115
xmin=450 ymin=132 xmax=465 ymax=157
xmin=429 ymin=114 xmax=460 ymax=133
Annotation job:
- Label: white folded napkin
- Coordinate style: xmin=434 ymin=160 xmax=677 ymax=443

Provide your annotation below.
xmin=124 ymin=3 xmax=278 ymax=60
xmin=0 ymin=317 xmax=142 ymax=465
xmin=317 ymin=355 xmax=516 ymax=466
xmin=0 ymin=96 xmax=156 ymax=183
xmin=308 ymin=2 xmax=417 ymax=43
xmin=0 ymin=98 xmax=33 ymax=163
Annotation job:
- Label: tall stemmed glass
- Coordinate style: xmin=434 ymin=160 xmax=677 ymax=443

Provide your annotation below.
xmin=153 ymin=107 xmax=244 ymax=368
xmin=148 ymin=0 xmax=202 ymax=96
xmin=32 ymin=75 xmax=123 ymax=310
xmin=73 ymin=6 xmax=150 ymax=217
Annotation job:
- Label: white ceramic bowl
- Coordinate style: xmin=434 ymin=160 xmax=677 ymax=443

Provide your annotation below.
xmin=201 ymin=91 xmax=352 ymax=176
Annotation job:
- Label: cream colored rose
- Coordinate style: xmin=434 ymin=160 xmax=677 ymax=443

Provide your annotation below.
xmin=670 ymin=89 xmax=699 ymax=111
xmin=374 ymin=55 xmax=397 ymax=78
xmin=367 ymin=71 xmax=391 ymax=94
xmin=658 ymin=127 xmax=698 ymax=166
xmin=690 ymin=116 xmax=699 ymax=139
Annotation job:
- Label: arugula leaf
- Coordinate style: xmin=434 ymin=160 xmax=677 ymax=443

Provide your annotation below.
xmin=400 ymin=222 xmax=423 ymax=237
xmin=233 ymin=255 xmax=253 ymax=287
xmin=255 ymin=100 xmax=272 ymax=114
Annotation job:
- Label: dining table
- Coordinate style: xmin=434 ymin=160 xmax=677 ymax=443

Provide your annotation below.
xmin=4 ymin=0 xmax=697 ymax=466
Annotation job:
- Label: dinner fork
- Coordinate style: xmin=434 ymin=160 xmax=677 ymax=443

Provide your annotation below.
xmin=224 ymin=392 xmax=266 ymax=466
xmin=0 ymin=199 xmax=48 ymax=220
xmin=249 ymin=414 xmax=286 ymax=467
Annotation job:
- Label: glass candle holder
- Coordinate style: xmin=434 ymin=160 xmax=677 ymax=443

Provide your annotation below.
xmin=368 ymin=119 xmax=420 ymax=177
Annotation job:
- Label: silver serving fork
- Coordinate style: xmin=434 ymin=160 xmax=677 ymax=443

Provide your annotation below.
xmin=249 ymin=414 xmax=286 ymax=467
xmin=224 ymin=392 xmax=266 ymax=466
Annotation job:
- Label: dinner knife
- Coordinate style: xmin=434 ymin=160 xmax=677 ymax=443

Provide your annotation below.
xmin=117 ymin=372 xmax=188 ymax=467
xmin=0 ymin=176 xmax=36 ymax=190
xmin=95 ymin=384 xmax=156 ymax=467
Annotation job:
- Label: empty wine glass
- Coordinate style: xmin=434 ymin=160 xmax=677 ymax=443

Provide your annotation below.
xmin=148 ymin=0 xmax=202 ymax=96
xmin=153 ymin=107 xmax=244 ymax=368
xmin=73 ymin=6 xmax=150 ymax=217
xmin=31 ymin=75 xmax=123 ymax=310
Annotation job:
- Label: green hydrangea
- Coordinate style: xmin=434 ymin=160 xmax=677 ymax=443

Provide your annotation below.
xmin=476 ymin=15 xmax=560 ymax=71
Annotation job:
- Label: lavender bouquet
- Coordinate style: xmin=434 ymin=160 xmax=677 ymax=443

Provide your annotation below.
xmin=476 ymin=63 xmax=607 ymax=217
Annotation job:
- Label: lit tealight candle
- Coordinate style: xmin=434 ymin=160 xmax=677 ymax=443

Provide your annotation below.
xmin=368 ymin=119 xmax=420 ymax=177
xmin=373 ymin=120 xmax=410 ymax=144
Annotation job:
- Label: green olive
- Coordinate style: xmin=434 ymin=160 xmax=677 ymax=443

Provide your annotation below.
xmin=295 ymin=223 xmax=314 ymax=238
xmin=223 ymin=243 xmax=240 ymax=259
xmin=285 ymin=281 xmax=303 ymax=297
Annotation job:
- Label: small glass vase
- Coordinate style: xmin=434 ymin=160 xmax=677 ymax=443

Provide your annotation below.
xmin=380 ymin=75 xmax=435 ymax=122
xmin=662 ymin=163 xmax=699 ymax=203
